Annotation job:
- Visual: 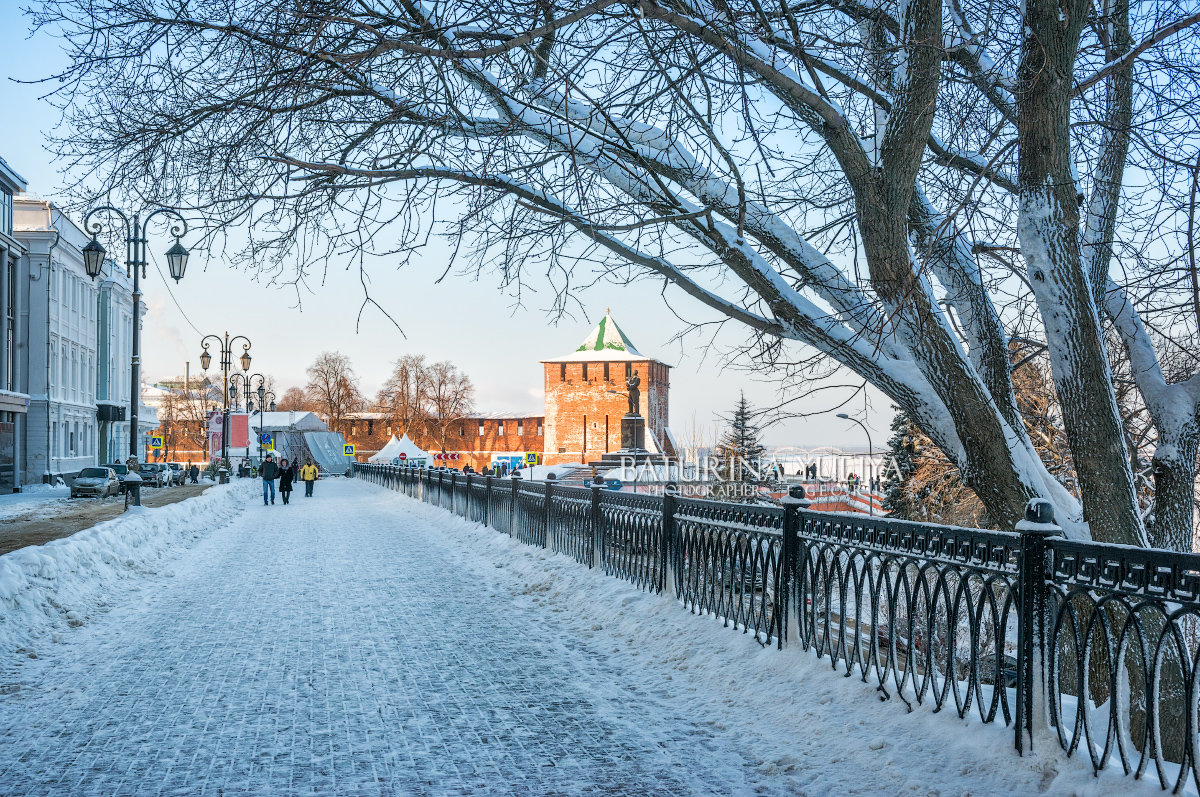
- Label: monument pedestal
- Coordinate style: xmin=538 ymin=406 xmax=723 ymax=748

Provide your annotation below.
xmin=620 ymin=413 xmax=645 ymax=451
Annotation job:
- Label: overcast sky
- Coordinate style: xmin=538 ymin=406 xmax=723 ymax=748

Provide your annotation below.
xmin=0 ymin=8 xmax=890 ymax=449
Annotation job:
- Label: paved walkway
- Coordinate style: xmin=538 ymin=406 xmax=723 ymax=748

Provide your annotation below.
xmin=0 ymin=479 xmax=783 ymax=796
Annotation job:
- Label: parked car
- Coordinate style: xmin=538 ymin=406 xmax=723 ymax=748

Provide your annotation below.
xmin=106 ymin=463 xmax=131 ymax=494
xmin=70 ymin=467 xmax=121 ymax=498
xmin=138 ymin=463 xmax=168 ymax=487
xmin=166 ymin=462 xmax=186 ymax=486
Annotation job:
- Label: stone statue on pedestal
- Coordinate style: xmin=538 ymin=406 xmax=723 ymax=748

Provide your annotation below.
xmin=626 ymin=370 xmax=641 ymax=415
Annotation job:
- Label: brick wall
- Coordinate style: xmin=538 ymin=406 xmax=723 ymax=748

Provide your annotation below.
xmin=542 ymin=359 xmax=670 ymax=465
xmin=338 ymin=415 xmax=545 ymax=472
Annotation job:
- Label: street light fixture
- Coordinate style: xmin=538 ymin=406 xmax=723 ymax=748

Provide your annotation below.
xmin=836 ymin=412 xmax=875 ymax=515
xmin=83 ymin=204 xmax=190 ymax=458
xmin=198 ymin=332 xmax=253 ymax=461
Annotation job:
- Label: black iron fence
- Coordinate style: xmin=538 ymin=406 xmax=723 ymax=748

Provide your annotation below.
xmin=355 ymin=462 xmax=1200 ymax=793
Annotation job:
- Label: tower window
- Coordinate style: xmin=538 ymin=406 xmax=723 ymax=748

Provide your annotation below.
xmin=560 ymin=363 xmax=566 ymax=381
xmin=582 ymin=363 xmax=588 ymax=381
xmin=604 ymin=363 xmax=610 ymax=381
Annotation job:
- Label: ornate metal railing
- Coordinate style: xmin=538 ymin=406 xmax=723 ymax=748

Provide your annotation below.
xmin=353 ymin=462 xmax=1200 ymax=793
xmin=675 ymin=496 xmax=785 ymax=645
xmin=598 ymin=489 xmax=665 ymax=593
xmin=547 ymin=483 xmax=594 ymax=567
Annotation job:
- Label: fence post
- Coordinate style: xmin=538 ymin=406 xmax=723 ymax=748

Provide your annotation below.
xmin=450 ymin=471 xmax=458 ymax=515
xmin=543 ymin=475 xmax=556 ymax=550
xmin=484 ymin=475 xmax=492 ymax=527
xmin=510 ymin=473 xmax=520 ymax=536
xmin=1014 ymin=498 xmax=1061 ymax=755
xmin=590 ymin=481 xmax=603 ymax=569
xmin=661 ymin=482 xmax=679 ymax=599
xmin=780 ymin=484 xmax=811 ymax=649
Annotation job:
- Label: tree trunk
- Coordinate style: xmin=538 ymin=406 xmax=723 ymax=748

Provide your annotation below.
xmin=1150 ymin=421 xmax=1200 ymax=551
xmin=1017 ymin=0 xmax=1146 ymax=547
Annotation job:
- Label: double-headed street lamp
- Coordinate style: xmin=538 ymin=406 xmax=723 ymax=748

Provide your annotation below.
xmin=229 ymin=372 xmax=277 ymax=464
xmin=198 ymin=332 xmax=252 ymax=461
xmin=82 ymin=206 xmax=190 ymax=458
xmin=836 ymin=412 xmax=874 ymax=515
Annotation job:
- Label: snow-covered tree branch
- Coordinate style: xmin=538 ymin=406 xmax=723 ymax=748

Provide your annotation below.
xmin=31 ymin=0 xmax=1200 ymax=548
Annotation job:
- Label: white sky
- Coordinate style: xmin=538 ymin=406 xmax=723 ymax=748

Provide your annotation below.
xmin=0 ymin=10 xmax=889 ymax=449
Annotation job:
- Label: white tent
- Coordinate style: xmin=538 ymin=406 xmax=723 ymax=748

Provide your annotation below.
xmin=368 ymin=433 xmax=431 ymax=466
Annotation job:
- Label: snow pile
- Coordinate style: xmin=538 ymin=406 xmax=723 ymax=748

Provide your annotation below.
xmin=0 ymin=480 xmax=252 ymax=660
xmin=0 ymin=485 xmax=71 ymax=522
xmin=377 ymin=490 xmax=1179 ymax=797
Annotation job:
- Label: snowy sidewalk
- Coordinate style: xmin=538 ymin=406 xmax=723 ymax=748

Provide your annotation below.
xmin=0 ymin=479 xmax=1167 ymax=796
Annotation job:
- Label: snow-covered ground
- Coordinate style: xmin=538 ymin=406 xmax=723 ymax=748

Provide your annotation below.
xmin=0 ymin=484 xmax=71 ymax=522
xmin=0 ymin=479 xmax=1180 ymax=795
xmin=0 ymin=480 xmax=251 ymax=656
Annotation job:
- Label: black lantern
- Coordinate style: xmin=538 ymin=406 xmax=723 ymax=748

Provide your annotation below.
xmin=199 ymin=349 xmax=212 ymax=371
xmin=165 ymin=240 xmax=189 ymax=282
xmin=269 ymin=401 xmax=276 ymax=412
xmin=240 ymin=350 xmax=252 ymax=371
xmin=257 ymin=385 xmax=266 ymax=403
xmin=82 ymin=236 xmax=106 ymax=280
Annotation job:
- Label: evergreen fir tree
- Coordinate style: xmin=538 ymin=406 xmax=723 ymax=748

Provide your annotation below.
xmin=714 ymin=393 xmax=767 ymax=499
xmin=882 ymin=408 xmax=918 ymax=518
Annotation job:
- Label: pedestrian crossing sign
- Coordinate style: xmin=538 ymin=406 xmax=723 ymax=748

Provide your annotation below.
xmin=150 ymin=435 xmax=164 ymax=450
xmin=344 ymin=444 xmax=355 ymax=456
xmin=525 ymin=452 xmax=538 ymax=465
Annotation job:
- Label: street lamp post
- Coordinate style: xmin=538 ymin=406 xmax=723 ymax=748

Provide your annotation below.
xmin=230 ymin=372 xmax=275 ymax=464
xmin=82 ymin=206 xmax=190 ymax=458
xmin=255 ymin=389 xmax=276 ymax=465
xmin=198 ymin=333 xmax=252 ymax=462
xmin=836 ymin=412 xmax=874 ymax=516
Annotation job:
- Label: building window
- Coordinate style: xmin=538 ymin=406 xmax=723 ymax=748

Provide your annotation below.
xmin=560 ymin=363 xmax=566 ymax=381
xmin=459 ymin=425 xmax=464 ymax=437
xmin=626 ymin=361 xmax=632 ymax=378
xmin=498 ymin=421 xmax=504 ymax=436
xmin=604 ymin=362 xmax=610 ymax=381
xmin=367 ymin=419 xmax=374 ymax=435
xmin=517 ymin=420 xmax=523 ymax=436
xmin=537 ymin=419 xmax=543 ymax=436
xmin=0 ymin=186 xmax=11 ymax=237
xmin=478 ymin=422 xmax=485 ymax=437
xmin=582 ymin=363 xmax=588 ymax=381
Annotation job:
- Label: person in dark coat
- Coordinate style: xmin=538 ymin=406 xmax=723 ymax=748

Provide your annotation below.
xmin=189 ymin=463 xmax=200 ymax=483
xmin=278 ymin=457 xmax=295 ymax=504
xmin=261 ymin=454 xmax=280 ymax=505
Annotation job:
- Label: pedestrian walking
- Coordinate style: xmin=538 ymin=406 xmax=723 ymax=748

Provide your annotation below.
xmin=261 ymin=454 xmax=280 ymax=505
xmin=299 ymin=460 xmax=319 ymax=497
xmin=278 ymin=457 xmax=295 ymax=505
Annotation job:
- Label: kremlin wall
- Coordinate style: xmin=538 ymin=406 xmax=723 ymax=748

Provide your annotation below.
xmin=336 ymin=311 xmax=676 ymax=472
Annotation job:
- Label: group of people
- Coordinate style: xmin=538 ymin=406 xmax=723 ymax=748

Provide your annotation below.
xmin=259 ymin=455 xmax=319 ymax=505
xmin=182 ymin=462 xmax=201 ymax=483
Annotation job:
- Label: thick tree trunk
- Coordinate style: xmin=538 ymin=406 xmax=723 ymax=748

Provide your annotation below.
xmin=1150 ymin=422 xmax=1200 ymax=551
xmin=1017 ymin=0 xmax=1146 ymax=547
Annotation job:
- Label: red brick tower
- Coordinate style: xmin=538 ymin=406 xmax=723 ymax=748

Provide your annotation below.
xmin=541 ymin=311 xmax=672 ymax=465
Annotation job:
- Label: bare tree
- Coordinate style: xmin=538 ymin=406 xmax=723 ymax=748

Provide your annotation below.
xmin=305 ymin=352 xmax=364 ymax=430
xmin=377 ymin=354 xmax=431 ymax=440
xmin=424 ymin=361 xmax=475 ymax=454
xmin=33 ymin=0 xmax=1200 ymax=548
xmin=275 ymin=386 xmax=314 ymax=412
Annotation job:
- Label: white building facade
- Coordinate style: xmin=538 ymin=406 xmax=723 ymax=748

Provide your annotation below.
xmin=16 ymin=198 xmax=101 ymax=480
xmin=0 ymin=158 xmax=28 ymax=492
xmin=13 ymin=198 xmax=158 ymax=483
